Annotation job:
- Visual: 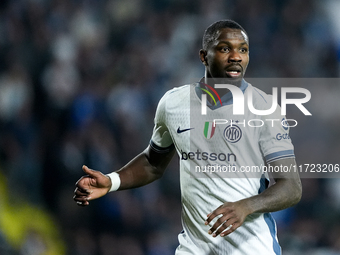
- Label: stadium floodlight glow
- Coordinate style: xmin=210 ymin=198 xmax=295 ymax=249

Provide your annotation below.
xmin=201 ymin=84 xmax=312 ymax=116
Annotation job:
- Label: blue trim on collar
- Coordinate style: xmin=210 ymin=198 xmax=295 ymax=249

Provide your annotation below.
xmin=195 ymin=79 xmax=248 ymax=110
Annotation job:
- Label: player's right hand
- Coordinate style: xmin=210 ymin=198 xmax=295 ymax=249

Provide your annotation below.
xmin=73 ymin=165 xmax=112 ymax=206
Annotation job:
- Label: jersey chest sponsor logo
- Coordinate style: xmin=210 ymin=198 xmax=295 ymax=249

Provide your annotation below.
xmin=223 ymin=125 xmax=242 ymax=143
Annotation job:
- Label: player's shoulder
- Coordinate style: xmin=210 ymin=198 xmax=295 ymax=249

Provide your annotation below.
xmin=160 ymin=83 xmax=193 ymax=102
xmin=155 ymin=83 xmax=193 ymax=115
xmin=165 ymin=84 xmax=192 ymax=96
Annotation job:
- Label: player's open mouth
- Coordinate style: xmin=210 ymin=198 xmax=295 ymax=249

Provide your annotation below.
xmin=226 ymin=70 xmax=241 ymax=78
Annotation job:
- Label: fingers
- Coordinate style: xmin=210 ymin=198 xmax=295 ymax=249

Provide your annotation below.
xmin=206 ymin=214 xmax=235 ymax=237
xmin=74 ymin=176 xmax=92 ymax=193
xmin=205 ymin=205 xmax=229 ymax=227
xmin=75 ymin=165 xmax=97 ymax=189
xmin=74 ymin=186 xmax=92 ymax=206
xmin=211 ymin=218 xmax=238 ymax=237
xmin=205 ymin=205 xmax=240 ymax=238
xmin=73 ymin=193 xmax=90 ymax=205
xmin=82 ymin=165 xmax=98 ymax=177
xmin=74 ymin=165 xmax=109 ymax=207
xmin=74 ymin=165 xmax=98 ymax=207
xmin=219 ymin=222 xmax=239 ymax=237
xmin=75 ymin=200 xmax=89 ymax=206
xmin=74 ymin=187 xmax=92 ymax=197
xmin=73 ymin=194 xmax=91 ymax=206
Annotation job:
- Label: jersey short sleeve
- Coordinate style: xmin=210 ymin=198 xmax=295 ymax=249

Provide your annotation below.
xmin=150 ymin=91 xmax=174 ymax=153
xmin=258 ymin=97 xmax=295 ymax=164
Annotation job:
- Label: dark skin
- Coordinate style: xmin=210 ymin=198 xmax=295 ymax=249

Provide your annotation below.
xmin=199 ymin=28 xmax=249 ymax=104
xmin=74 ymin=27 xmax=302 ymax=238
xmin=74 ymin=146 xmax=175 ymax=205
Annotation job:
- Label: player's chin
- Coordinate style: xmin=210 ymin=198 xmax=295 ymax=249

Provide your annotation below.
xmin=222 ymin=75 xmax=243 ymax=84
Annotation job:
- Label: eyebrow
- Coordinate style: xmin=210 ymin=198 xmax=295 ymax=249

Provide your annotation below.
xmin=217 ymin=41 xmax=249 ymax=46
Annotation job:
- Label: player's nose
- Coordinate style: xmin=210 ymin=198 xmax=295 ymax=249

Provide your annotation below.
xmin=228 ymin=50 xmax=242 ymax=62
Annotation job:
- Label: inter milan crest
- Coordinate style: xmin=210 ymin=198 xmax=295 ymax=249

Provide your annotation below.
xmin=223 ymin=125 xmax=242 ymax=143
xmin=203 ymin=121 xmax=216 ymax=139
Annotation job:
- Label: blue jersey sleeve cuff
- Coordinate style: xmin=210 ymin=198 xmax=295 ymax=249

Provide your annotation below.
xmin=149 ymin=140 xmax=175 ymax=153
xmin=265 ymin=150 xmax=295 ymax=164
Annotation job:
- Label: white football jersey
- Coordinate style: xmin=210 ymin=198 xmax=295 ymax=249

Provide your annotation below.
xmin=150 ymin=80 xmax=294 ymax=255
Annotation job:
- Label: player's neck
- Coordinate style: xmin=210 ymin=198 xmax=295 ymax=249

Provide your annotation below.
xmin=200 ymin=77 xmax=242 ymax=101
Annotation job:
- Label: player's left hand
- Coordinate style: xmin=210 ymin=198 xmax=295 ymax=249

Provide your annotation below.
xmin=205 ymin=200 xmax=250 ymax=237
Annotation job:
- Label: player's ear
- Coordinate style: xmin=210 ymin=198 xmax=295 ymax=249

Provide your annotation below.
xmin=199 ymin=49 xmax=208 ymax=66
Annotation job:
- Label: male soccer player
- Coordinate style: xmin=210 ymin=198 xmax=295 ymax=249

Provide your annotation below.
xmin=74 ymin=20 xmax=302 ymax=255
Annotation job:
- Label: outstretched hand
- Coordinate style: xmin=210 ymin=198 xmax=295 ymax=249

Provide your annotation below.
xmin=205 ymin=200 xmax=251 ymax=237
xmin=73 ymin=165 xmax=112 ymax=206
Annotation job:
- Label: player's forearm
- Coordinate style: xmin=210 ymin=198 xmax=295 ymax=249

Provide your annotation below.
xmin=242 ymin=158 xmax=302 ymax=215
xmin=243 ymin=176 xmax=302 ymax=215
xmin=114 ymin=152 xmax=161 ymax=190
xmin=114 ymin=146 xmax=175 ymax=190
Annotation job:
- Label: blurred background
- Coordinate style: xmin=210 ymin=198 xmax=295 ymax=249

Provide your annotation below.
xmin=0 ymin=0 xmax=340 ymax=254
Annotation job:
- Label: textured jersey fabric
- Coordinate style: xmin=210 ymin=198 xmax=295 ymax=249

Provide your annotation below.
xmin=150 ymin=80 xmax=294 ymax=255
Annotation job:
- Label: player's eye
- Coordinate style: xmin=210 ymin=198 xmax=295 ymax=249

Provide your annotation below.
xmin=221 ymin=47 xmax=230 ymax=53
xmin=239 ymin=48 xmax=248 ymax=53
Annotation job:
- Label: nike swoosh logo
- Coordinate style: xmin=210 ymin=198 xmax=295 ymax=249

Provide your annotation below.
xmin=177 ymin=127 xmax=194 ymax=133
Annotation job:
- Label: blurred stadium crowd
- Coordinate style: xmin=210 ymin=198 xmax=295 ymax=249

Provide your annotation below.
xmin=0 ymin=0 xmax=340 ymax=254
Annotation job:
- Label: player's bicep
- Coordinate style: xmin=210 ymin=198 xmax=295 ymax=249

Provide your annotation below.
xmin=267 ymin=158 xmax=299 ymax=180
xmin=149 ymin=114 xmax=175 ymax=172
xmin=268 ymin=158 xmax=302 ymax=199
xmin=267 ymin=158 xmax=302 ymax=204
xmin=145 ymin=143 xmax=175 ymax=176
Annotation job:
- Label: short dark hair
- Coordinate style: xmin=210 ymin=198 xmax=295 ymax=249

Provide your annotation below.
xmin=202 ymin=20 xmax=248 ymax=50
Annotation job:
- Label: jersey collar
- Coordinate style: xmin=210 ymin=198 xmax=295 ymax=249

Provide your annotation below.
xmin=195 ymin=78 xmax=248 ymax=109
